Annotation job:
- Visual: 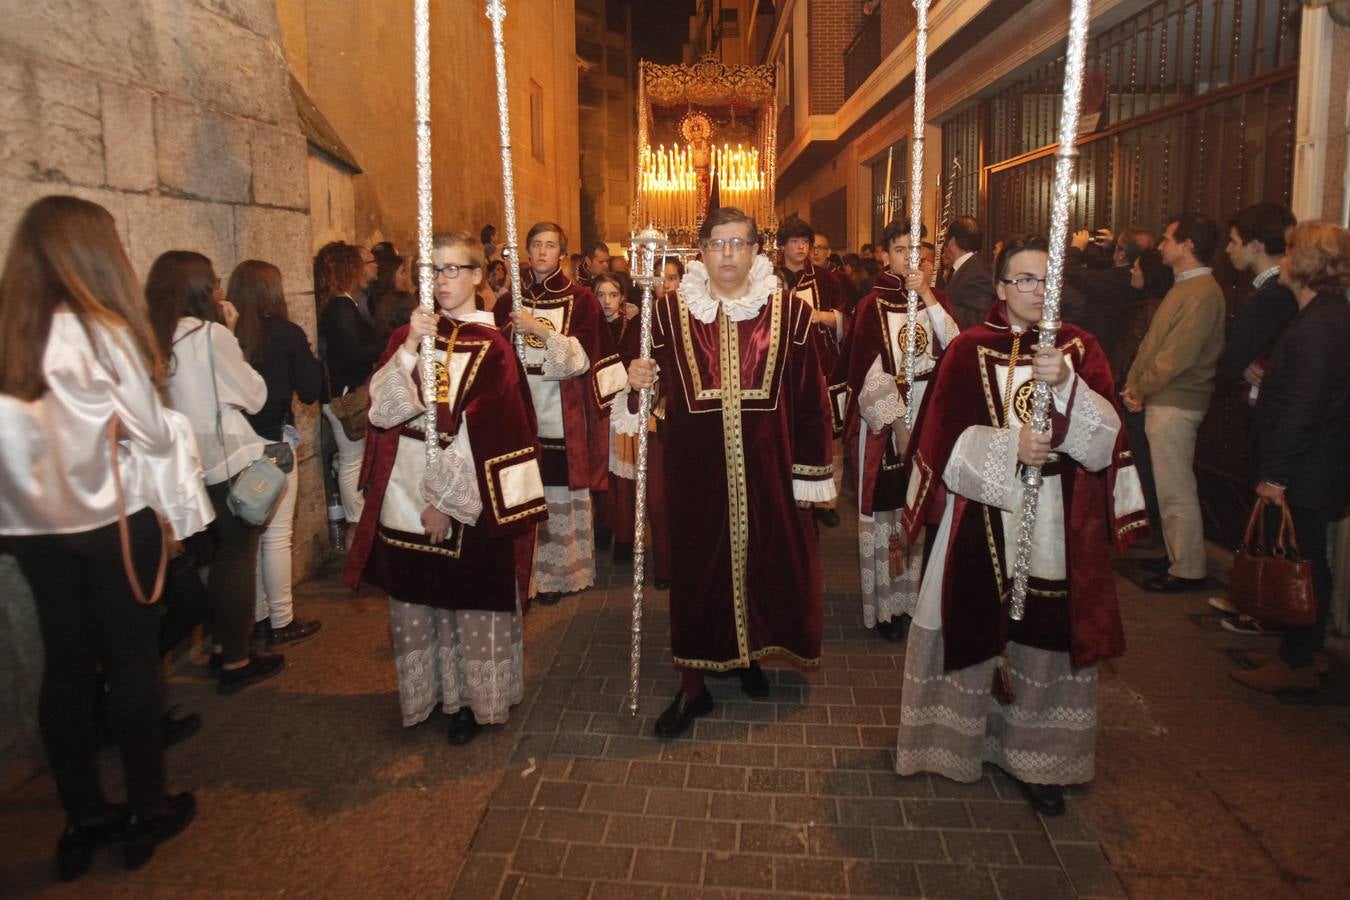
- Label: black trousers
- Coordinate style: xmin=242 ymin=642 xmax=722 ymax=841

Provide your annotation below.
xmin=10 ymin=509 xmax=166 ymax=819
xmin=205 ymin=480 xmax=261 ymax=663
xmin=1277 ymin=504 xmax=1334 ymax=669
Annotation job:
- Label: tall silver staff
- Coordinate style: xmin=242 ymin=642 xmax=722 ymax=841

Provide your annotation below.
xmin=413 ymin=0 xmax=437 ymax=465
xmin=486 ymin=0 xmax=526 ymax=360
xmin=900 ymin=0 xmax=930 ymax=429
xmin=1008 ymin=0 xmax=1092 ymax=620
xmin=626 ymin=227 xmax=669 ymax=716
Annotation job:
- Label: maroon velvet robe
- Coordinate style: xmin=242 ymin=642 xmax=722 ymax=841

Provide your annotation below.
xmin=783 ymin=260 xmax=850 ymax=378
xmin=644 ymin=289 xmax=833 ymax=670
xmin=345 ymin=318 xmax=548 ymax=610
xmin=901 ymin=302 xmax=1146 ymax=670
xmin=830 ymin=273 xmax=956 ymax=516
xmin=495 ymin=268 xmax=623 ymax=493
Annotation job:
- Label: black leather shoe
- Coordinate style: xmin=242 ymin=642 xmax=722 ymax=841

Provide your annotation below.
xmin=874 ymin=616 xmax=911 ymax=643
xmin=653 ymin=689 xmax=714 ymax=738
xmin=57 ymin=805 xmax=128 ymax=881
xmin=446 ymin=708 xmax=483 ymax=745
xmin=1140 ymin=556 xmax=1171 ymax=573
xmin=1142 ymin=573 xmax=1206 ymax=593
xmin=268 ymin=619 xmax=322 ymax=647
xmin=738 ymin=661 xmax=770 ymax=699
xmin=161 ymin=708 xmax=201 ymax=748
xmin=612 ymin=542 xmax=634 ymax=564
xmin=217 ymin=654 xmax=285 ymax=695
xmin=251 ymin=619 xmax=272 ymax=643
xmin=534 ymin=592 xmax=562 ymax=606
xmin=1015 ymin=780 xmax=1066 ymax=816
xmin=814 ymin=508 xmax=841 ymax=528
xmin=122 ymin=792 xmax=195 ymax=870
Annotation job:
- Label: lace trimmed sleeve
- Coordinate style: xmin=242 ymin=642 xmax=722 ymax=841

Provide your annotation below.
xmin=858 ymin=356 xmax=906 ymax=433
xmin=1051 ymin=374 xmax=1120 ymax=473
xmin=942 ymin=425 xmax=1020 ymax=513
xmin=540 ymin=332 xmax=589 ymax=379
xmin=368 ymin=348 xmax=425 ymax=429
xmin=420 ymin=419 xmax=482 ymax=526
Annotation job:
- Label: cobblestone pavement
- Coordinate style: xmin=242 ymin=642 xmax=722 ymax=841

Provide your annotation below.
xmin=1 ymin=494 xmax=1348 ymax=898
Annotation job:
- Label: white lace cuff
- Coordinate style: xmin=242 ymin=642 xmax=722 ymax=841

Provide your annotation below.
xmin=540 ymin=332 xmax=589 ymax=379
xmin=944 ymin=425 xmax=1019 ymax=512
xmin=794 ymin=477 xmax=837 ymax=503
xmin=369 ymin=348 xmax=426 ymax=428
xmin=858 ymin=357 xmax=905 ymax=432
xmin=1054 ymin=375 xmax=1119 ymax=473
xmin=610 ymin=383 xmax=649 ymax=435
xmin=420 ymin=421 xmax=482 ymax=526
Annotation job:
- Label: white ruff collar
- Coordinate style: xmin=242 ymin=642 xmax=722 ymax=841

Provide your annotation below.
xmin=679 ymin=255 xmax=779 ymax=324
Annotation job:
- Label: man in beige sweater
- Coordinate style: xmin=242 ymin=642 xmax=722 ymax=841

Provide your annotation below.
xmin=1122 ymin=213 xmax=1225 ymax=592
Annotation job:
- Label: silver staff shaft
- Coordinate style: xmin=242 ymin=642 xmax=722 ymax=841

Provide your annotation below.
xmin=901 ymin=0 xmax=929 ymax=430
xmin=414 ymin=0 xmax=437 ymax=465
xmin=1008 ymin=0 xmax=1091 ymax=621
xmin=486 ymin=1 xmax=526 ymax=361
xmin=627 ymin=227 xmax=668 ymax=716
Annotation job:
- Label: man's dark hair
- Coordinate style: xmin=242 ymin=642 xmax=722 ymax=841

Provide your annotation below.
xmin=700 ymin=206 xmax=759 ymax=244
xmin=526 ymin=221 xmax=568 ymax=254
xmin=1166 ymin=212 xmax=1219 ymax=265
xmin=587 ymin=241 xmax=610 ymax=259
xmin=1228 ymin=202 xmax=1296 ymax=256
xmin=880 ymin=218 xmax=928 ymax=251
xmin=920 ymin=241 xmax=935 ymax=253
xmin=1116 ymin=226 xmax=1153 ymax=266
xmin=480 ymin=224 xmax=497 ymax=245
xmin=995 ymin=234 xmax=1050 ymax=281
xmin=828 ymin=253 xmax=843 ymax=267
xmin=1134 ymin=248 xmax=1175 ymax=299
xmin=945 ymin=215 xmax=983 ymax=253
xmin=842 ymin=253 xmax=861 ymax=269
xmin=776 ymin=215 xmax=813 ymax=246
xmin=860 ymin=243 xmax=874 ymax=255
xmin=665 ymin=256 xmax=685 ymax=277
xmin=569 ymin=252 xmax=583 ymax=266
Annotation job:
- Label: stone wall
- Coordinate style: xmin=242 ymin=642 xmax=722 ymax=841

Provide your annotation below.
xmin=0 ymin=0 xmax=320 ymax=784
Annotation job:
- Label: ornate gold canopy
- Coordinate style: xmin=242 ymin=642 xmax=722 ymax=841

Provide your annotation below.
xmin=642 ymin=54 xmax=776 ymax=110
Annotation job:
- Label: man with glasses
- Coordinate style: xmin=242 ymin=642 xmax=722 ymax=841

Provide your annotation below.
xmin=778 ymin=215 xmax=849 ymax=527
xmin=620 ymin=207 xmax=835 ymax=737
xmin=496 ymin=221 xmax=625 ymax=605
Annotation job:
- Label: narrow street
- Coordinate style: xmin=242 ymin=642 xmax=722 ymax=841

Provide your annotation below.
xmin=1 ymin=494 xmax=1346 ymax=898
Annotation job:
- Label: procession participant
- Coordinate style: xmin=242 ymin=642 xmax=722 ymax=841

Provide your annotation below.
xmin=620 ymin=207 xmax=835 ymax=738
xmin=495 ymin=222 xmax=625 ymax=604
xmin=896 ymin=235 xmax=1145 ymax=815
xmin=777 ymin=215 xmax=849 ymax=527
xmin=576 ymin=241 xmax=611 ymax=290
xmin=830 ymin=218 xmax=959 ymax=643
xmin=345 ymin=231 xmax=547 ymax=745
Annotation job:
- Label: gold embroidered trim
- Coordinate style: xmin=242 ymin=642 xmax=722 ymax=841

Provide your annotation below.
xmin=718 ymin=311 xmax=753 ymax=662
xmin=792 ymin=463 xmax=833 ymax=477
xmin=674 ymin=645 xmax=821 ymax=672
xmin=378 ymin=524 xmax=464 ymax=558
xmin=590 ymin=352 xmax=624 ymax=409
xmin=676 ymin=288 xmax=784 ymax=404
xmin=483 ymin=447 xmax=549 ymax=524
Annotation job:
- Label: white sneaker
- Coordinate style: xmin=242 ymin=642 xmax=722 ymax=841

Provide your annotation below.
xmin=1207 ymin=596 xmax=1239 ymax=615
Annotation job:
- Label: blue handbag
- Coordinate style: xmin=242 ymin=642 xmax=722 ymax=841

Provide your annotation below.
xmin=206 ymin=326 xmax=287 ymax=526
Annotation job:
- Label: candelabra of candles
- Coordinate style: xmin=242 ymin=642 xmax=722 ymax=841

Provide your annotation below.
xmin=637 ymin=142 xmax=769 ymax=233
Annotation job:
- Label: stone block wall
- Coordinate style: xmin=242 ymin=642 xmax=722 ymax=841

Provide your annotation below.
xmin=0 ymin=0 xmax=323 ymax=784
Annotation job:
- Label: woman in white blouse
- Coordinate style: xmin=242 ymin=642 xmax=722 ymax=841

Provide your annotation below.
xmin=0 ymin=197 xmax=196 ymax=876
xmin=146 ymin=251 xmax=285 ymax=693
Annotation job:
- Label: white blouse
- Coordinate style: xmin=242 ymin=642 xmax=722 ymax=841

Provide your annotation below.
xmin=0 ymin=313 xmax=186 ymax=535
xmin=165 ymin=318 xmax=268 ymax=484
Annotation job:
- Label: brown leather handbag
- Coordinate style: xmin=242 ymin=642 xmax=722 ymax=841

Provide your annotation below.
xmin=1227 ymin=500 xmax=1317 ymax=628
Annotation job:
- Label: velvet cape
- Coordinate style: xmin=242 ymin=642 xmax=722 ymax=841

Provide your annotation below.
xmin=344 ymin=318 xmax=547 ymax=611
xmin=900 ymin=302 xmax=1145 ymax=670
xmin=783 ymin=259 xmax=851 ymax=378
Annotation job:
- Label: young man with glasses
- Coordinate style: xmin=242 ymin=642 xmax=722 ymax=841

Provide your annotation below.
xmin=495 ymin=221 xmax=625 ymax=605
xmin=620 ymin=207 xmax=835 ymax=738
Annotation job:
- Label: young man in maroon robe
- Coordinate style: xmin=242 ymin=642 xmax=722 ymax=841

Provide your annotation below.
xmin=896 ymin=236 xmax=1147 ymax=815
xmin=496 ymin=222 xmax=626 ymax=604
xmin=831 ymin=219 xmax=960 ymax=643
xmin=622 ymin=207 xmax=835 ymax=738
xmin=777 ymin=215 xmax=849 ymax=529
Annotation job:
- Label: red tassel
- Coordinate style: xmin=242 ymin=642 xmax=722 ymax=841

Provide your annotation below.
xmin=888 ymin=530 xmax=905 ymax=579
xmin=991 ymin=655 xmax=1015 ymax=705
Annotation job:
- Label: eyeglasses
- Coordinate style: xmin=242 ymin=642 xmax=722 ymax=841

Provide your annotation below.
xmin=1000 ymin=275 xmax=1047 ymax=293
xmin=703 ymin=237 xmax=754 ymax=254
xmin=432 ymin=263 xmax=481 ymax=279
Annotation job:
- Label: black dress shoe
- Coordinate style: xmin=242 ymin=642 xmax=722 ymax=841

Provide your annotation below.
xmin=533 ymin=592 xmax=562 ymax=606
xmin=815 ymin=508 xmax=841 ymax=528
xmin=1142 ymin=573 xmax=1207 ymax=593
xmin=1140 ymin=556 xmax=1172 ymax=573
xmin=653 ymin=689 xmax=714 ymax=738
xmin=654 ymin=577 xmax=672 ymax=590
xmin=57 ymin=805 xmax=128 ymax=881
xmin=161 ymin=708 xmax=201 ymax=748
xmin=268 ymin=618 xmax=322 ymax=647
xmin=217 ymin=653 xmax=285 ymax=695
xmin=612 ymin=542 xmax=634 ymax=564
xmin=446 ymin=707 xmax=483 ymax=745
xmin=1015 ymin=780 xmax=1066 ymax=816
xmin=738 ymin=661 xmax=770 ymax=699
xmin=122 ymin=792 xmax=195 ymax=870
xmin=874 ymin=616 xmax=911 ymax=643
xmin=251 ymin=619 xmax=272 ymax=643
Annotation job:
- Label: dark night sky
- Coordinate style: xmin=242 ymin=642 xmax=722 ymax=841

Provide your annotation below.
xmin=631 ymin=0 xmax=697 ymax=64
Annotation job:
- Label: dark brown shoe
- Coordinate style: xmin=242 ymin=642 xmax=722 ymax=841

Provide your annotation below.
xmin=1015 ymin=780 xmax=1065 ymax=816
xmin=654 ymin=689 xmax=714 ymax=738
xmin=1142 ymin=573 xmax=1206 ymax=593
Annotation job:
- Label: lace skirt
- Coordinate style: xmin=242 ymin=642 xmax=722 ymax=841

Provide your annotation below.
xmin=388 ymin=598 xmax=524 ymax=727
xmin=895 ymin=624 xmax=1099 ymax=785
xmin=533 ymin=486 xmax=595 ymax=595
xmin=858 ymin=509 xmax=921 ymax=628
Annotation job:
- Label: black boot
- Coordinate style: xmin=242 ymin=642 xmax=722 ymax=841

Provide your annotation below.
xmin=446 ymin=707 xmax=483 ymax=745
xmin=121 ymin=792 xmax=196 ymax=870
xmin=1015 ymin=780 xmax=1066 ymax=816
xmin=737 ymin=661 xmax=770 ymax=699
xmin=56 ymin=804 xmax=128 ymax=881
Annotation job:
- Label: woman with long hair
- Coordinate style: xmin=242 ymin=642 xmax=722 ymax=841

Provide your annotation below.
xmin=0 ymin=196 xmax=195 ymax=877
xmin=315 ymin=241 xmax=382 ymax=528
xmin=227 ymin=260 xmax=323 ymax=647
xmin=147 ymin=250 xmax=284 ymax=693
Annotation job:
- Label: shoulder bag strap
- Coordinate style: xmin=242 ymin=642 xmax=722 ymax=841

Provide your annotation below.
xmin=106 ymin=416 xmax=168 ymax=605
xmin=205 ymin=324 xmax=233 ymax=481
